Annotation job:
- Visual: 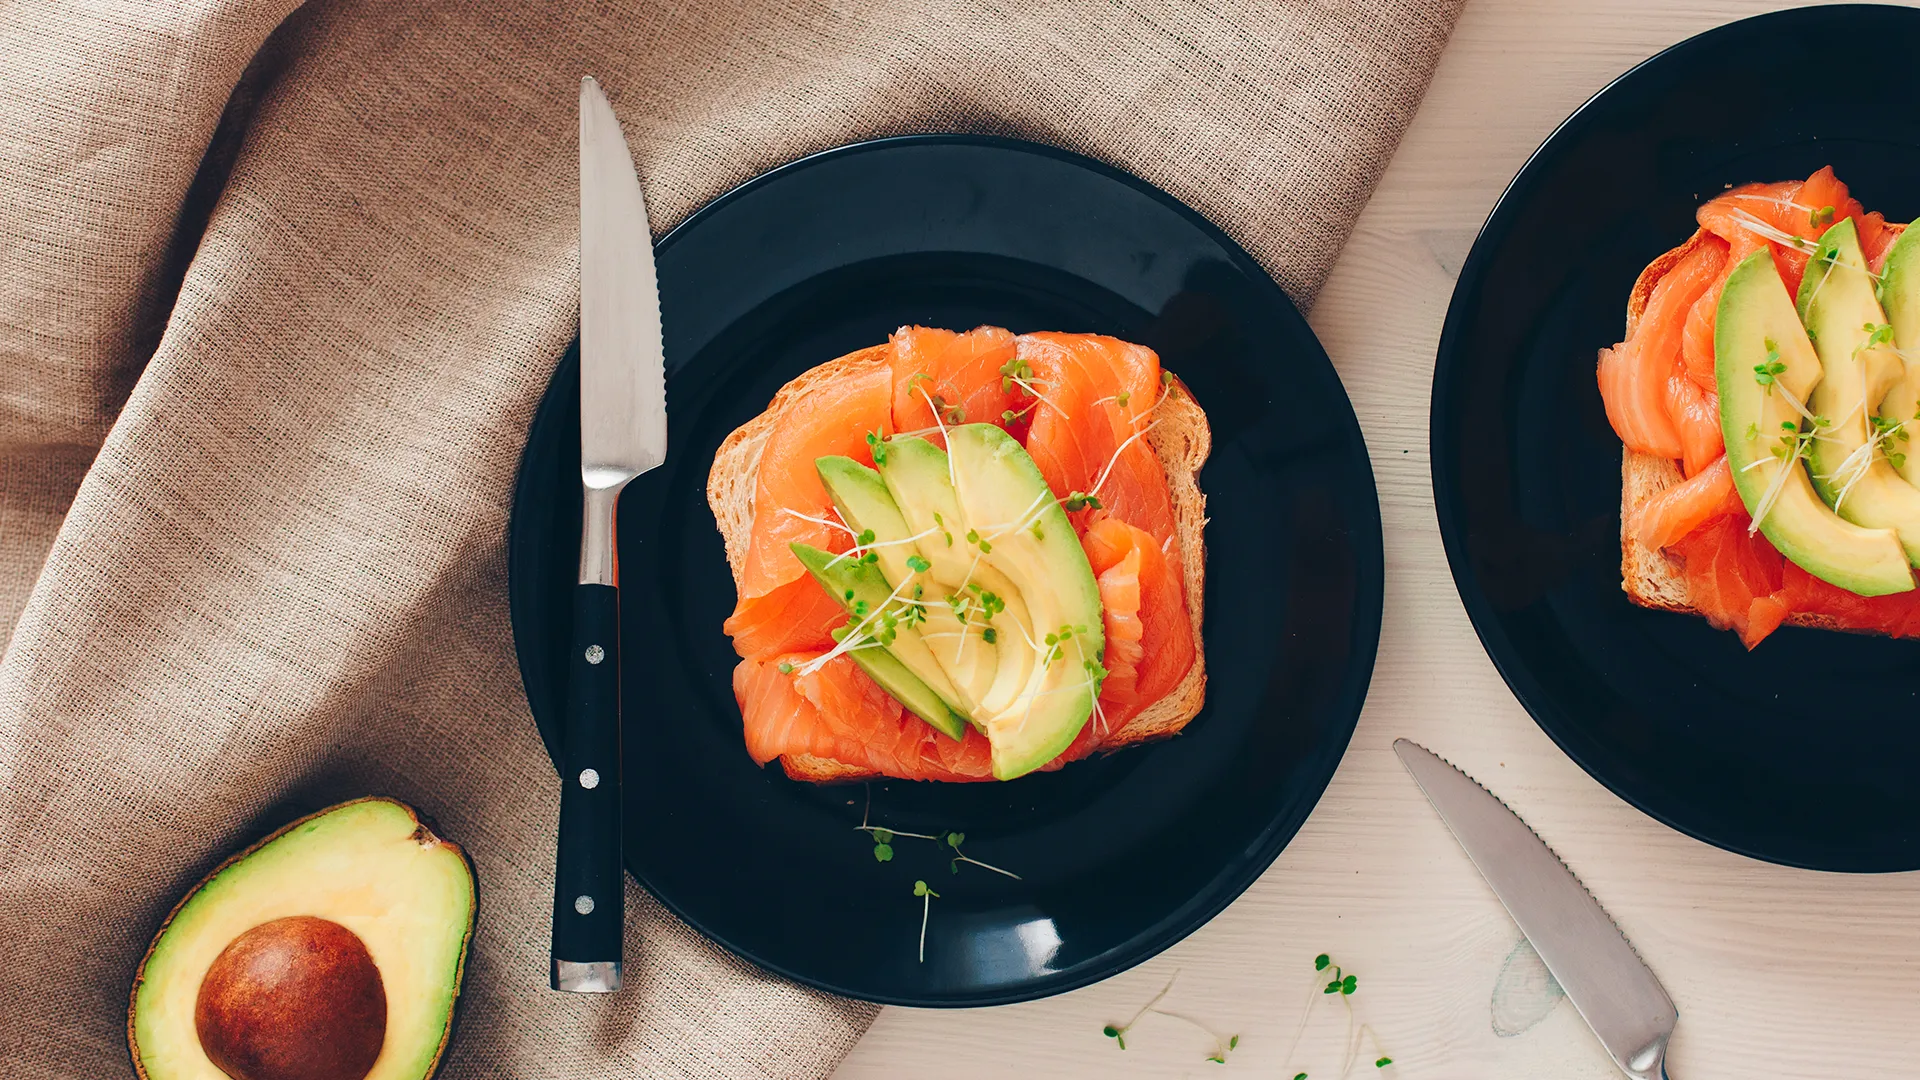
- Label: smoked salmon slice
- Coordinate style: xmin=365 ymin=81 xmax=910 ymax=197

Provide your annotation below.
xmin=1634 ymin=454 xmax=1736 ymax=553
xmin=736 ymin=362 xmax=893 ymax=602
xmin=723 ymin=575 xmax=843 ymax=662
xmin=889 ymin=325 xmax=1019 ymax=437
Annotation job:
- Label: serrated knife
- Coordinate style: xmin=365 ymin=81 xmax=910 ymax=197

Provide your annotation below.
xmin=550 ymin=75 xmax=666 ymax=994
xmin=1394 ymin=740 xmax=1677 ymax=1079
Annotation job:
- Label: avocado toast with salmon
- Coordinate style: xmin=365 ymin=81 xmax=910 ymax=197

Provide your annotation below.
xmin=709 ymin=326 xmax=1208 ymax=782
xmin=1601 ymin=167 xmax=1920 ymax=647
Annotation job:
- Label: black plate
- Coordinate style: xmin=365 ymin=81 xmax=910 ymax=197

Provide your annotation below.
xmin=510 ymin=135 xmax=1383 ymax=1004
xmin=1433 ymin=5 xmax=1920 ymax=873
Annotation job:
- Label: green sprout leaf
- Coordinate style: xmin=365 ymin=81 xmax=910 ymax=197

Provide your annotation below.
xmin=906 ymin=554 xmax=931 ymax=574
xmin=1376 ymin=1057 xmax=1393 ymax=1068
xmin=1341 ymin=974 xmax=1357 ymax=994
xmin=1315 ymin=954 xmax=1330 ymax=971
xmin=1811 ymin=204 xmax=1837 ymax=227
xmin=777 ymin=661 xmax=794 ymax=674
xmin=1103 ymin=1025 xmax=1120 ymax=1039
xmin=872 ymin=843 xmax=893 ymax=862
xmin=981 ymin=627 xmax=997 ymax=644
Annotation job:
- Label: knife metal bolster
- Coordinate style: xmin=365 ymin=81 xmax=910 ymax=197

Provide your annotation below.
xmin=577 ymin=482 xmax=626 ymax=586
xmin=552 ymin=958 xmax=622 ymax=994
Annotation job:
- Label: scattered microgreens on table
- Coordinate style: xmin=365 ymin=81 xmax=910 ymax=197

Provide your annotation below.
xmin=1102 ymin=972 xmax=1239 ymax=1064
xmin=1280 ymin=953 xmax=1396 ymax=1077
xmin=854 ymin=787 xmax=1020 ymax=962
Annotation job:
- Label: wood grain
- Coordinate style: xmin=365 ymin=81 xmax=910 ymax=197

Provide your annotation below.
xmin=836 ymin=2 xmax=1920 ymax=1075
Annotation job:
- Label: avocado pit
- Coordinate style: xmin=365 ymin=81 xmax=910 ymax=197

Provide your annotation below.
xmin=194 ymin=915 xmax=387 ymax=1080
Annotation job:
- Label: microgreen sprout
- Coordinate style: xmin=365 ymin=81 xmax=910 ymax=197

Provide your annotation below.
xmin=981 ymin=627 xmax=997 ymax=644
xmin=932 ymin=511 xmax=953 ymax=546
xmin=1102 ymin=972 xmax=1238 ymax=1064
xmin=912 ymin=880 xmax=938 ymax=962
xmin=1726 ymin=207 xmax=1821 ymax=254
xmin=1063 ymin=490 xmax=1104 ymax=511
xmin=943 ymin=831 xmax=1022 ymax=879
xmin=1864 ymin=321 xmax=1896 ymax=350
xmin=1285 ymin=953 xmax=1397 ymax=1078
xmin=999 ymin=351 xmax=1069 ymax=417
xmin=906 ymin=554 xmax=931 ymax=574
xmin=777 ymin=661 xmax=794 ymax=674
xmin=1754 ymin=340 xmax=1787 ymax=391
xmin=1746 ymin=422 xmax=1760 ymax=441
xmin=1811 ymin=204 xmax=1837 ymax=228
xmin=867 ymin=430 xmax=888 ymax=465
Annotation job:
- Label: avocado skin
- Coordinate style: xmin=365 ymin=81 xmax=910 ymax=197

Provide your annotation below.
xmin=128 ymin=797 xmax=476 ymax=1080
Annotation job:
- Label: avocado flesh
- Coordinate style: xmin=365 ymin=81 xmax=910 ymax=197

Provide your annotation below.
xmin=1716 ymin=249 xmax=1913 ymax=596
xmin=874 ymin=437 xmax=1033 ymax=711
xmin=1876 ymin=225 xmax=1920 ymax=490
xmin=791 ymin=541 xmax=969 ymax=740
xmin=830 ymin=626 xmax=970 ymax=739
xmin=945 ymin=424 xmax=1106 ymax=780
xmin=1796 ymin=219 xmax=1920 ymax=564
xmin=813 ymin=455 xmax=983 ymax=716
xmin=131 ymin=798 xmax=475 ymax=1080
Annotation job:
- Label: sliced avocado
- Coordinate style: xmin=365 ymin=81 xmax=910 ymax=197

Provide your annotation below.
xmin=1716 ymin=249 xmax=1912 ymax=596
xmin=130 ymin=798 xmax=475 ymax=1080
xmin=872 ymin=437 xmax=1033 ymax=707
xmin=946 ymin=424 xmax=1106 ymax=779
xmin=790 ymin=541 xmax=968 ymax=740
xmin=829 ymin=625 xmax=969 ymax=740
xmin=1796 ymin=219 xmax=1920 ymax=564
xmin=814 ymin=455 xmax=985 ymax=716
xmin=1875 ymin=225 xmax=1920 ymax=490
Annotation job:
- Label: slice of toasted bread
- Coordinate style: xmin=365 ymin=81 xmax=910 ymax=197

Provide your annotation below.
xmin=708 ymin=342 xmax=1211 ymax=783
xmin=1615 ymin=225 xmax=1904 ymax=634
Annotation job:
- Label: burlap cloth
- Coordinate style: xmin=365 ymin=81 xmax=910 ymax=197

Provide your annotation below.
xmin=0 ymin=1 xmax=1462 ymax=1076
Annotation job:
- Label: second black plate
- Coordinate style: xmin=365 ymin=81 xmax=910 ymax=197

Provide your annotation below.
xmin=509 ymin=136 xmax=1383 ymax=1003
xmin=1433 ymin=5 xmax=1920 ymax=872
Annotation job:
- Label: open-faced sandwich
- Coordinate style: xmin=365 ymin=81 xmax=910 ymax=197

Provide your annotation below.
xmin=708 ymin=326 xmax=1207 ymax=781
xmin=1600 ymin=166 xmax=1920 ymax=647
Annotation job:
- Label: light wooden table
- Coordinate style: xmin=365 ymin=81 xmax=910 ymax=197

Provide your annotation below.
xmin=835 ymin=2 xmax=1920 ymax=1076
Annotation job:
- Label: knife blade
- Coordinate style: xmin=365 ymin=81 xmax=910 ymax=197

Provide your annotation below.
xmin=1394 ymin=740 xmax=1677 ymax=1080
xmin=550 ymin=74 xmax=666 ymax=995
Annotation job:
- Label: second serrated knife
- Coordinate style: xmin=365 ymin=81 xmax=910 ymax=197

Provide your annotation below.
xmin=1395 ymin=739 xmax=1678 ymax=1080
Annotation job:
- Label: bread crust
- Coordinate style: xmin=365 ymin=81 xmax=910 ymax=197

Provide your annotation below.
xmin=708 ymin=341 xmax=1211 ymax=783
xmin=1614 ymin=224 xmax=1908 ymax=632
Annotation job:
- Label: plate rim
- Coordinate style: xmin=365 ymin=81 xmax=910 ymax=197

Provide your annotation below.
xmin=1428 ymin=3 xmax=1920 ymax=873
xmin=510 ymin=132 xmax=1387 ymax=1002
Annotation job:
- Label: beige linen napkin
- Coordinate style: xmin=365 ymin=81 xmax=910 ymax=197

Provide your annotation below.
xmin=0 ymin=1 xmax=1463 ymax=1076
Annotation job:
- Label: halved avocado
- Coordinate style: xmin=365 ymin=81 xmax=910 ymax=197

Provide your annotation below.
xmin=791 ymin=540 xmax=969 ymax=740
xmin=1716 ymin=249 xmax=1912 ymax=596
xmin=129 ymin=798 xmax=475 ymax=1080
xmin=1876 ymin=225 xmax=1920 ymax=490
xmin=1796 ymin=218 xmax=1920 ymax=564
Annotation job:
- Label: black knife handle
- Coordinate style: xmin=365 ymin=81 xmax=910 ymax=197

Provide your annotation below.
xmin=551 ymin=581 xmax=624 ymax=990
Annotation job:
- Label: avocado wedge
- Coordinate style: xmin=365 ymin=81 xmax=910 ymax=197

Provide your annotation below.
xmin=130 ymin=798 xmax=475 ymax=1080
xmin=1716 ymin=249 xmax=1912 ymax=596
xmin=944 ymin=424 xmax=1106 ymax=779
xmin=791 ymin=540 xmax=970 ymax=740
xmin=1875 ymin=225 xmax=1920 ymax=491
xmin=1797 ymin=218 xmax=1920 ymax=564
